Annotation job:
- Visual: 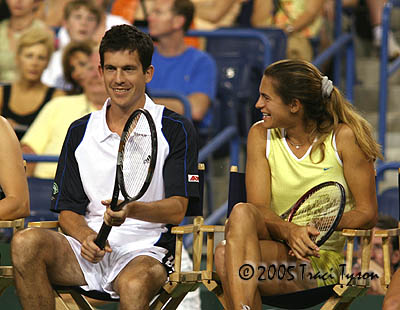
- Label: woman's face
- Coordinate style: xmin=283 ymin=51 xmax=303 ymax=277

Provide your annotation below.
xmin=255 ymin=76 xmax=293 ymax=128
xmin=69 ymin=50 xmax=90 ymax=86
xmin=6 ymin=0 xmax=35 ymax=18
xmin=17 ymin=43 xmax=49 ymax=82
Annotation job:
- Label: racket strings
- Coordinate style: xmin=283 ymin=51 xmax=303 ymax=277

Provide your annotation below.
xmin=291 ymin=185 xmax=343 ymax=243
xmin=122 ymin=114 xmax=153 ymax=199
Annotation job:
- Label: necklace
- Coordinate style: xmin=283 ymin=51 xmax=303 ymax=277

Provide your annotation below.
xmin=286 ymin=135 xmax=305 ymax=149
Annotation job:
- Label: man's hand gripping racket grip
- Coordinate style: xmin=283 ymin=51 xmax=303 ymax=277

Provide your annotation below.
xmin=94 ymin=196 xmax=120 ymax=250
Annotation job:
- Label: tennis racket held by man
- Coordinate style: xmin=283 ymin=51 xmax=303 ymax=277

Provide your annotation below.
xmin=94 ymin=108 xmax=158 ymax=249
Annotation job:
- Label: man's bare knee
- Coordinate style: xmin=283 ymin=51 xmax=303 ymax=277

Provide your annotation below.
xmin=116 ymin=256 xmax=167 ymax=302
xmin=11 ymin=228 xmax=48 ymax=267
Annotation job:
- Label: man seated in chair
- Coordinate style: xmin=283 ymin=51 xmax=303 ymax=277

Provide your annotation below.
xmin=214 ymin=59 xmax=380 ymax=310
xmin=146 ymin=0 xmax=217 ymax=142
xmin=11 ymin=24 xmax=199 ymax=310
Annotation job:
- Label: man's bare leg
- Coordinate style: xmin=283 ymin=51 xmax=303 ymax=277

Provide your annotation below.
xmin=11 ymin=228 xmax=86 ymax=310
xmin=113 ymin=255 xmax=168 ymax=310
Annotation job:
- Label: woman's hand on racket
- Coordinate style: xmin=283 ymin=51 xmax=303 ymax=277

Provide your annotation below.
xmin=81 ymin=233 xmax=112 ymax=264
xmin=102 ymin=199 xmax=128 ymax=226
xmin=287 ymin=224 xmax=320 ymax=262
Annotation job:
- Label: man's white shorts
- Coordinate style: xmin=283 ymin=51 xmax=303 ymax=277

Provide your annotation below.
xmin=63 ymin=234 xmax=173 ymax=299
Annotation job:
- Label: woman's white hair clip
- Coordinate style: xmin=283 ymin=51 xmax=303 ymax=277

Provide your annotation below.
xmin=321 ymin=76 xmax=333 ymax=98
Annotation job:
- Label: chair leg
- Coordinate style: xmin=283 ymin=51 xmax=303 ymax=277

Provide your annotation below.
xmin=54 ymin=291 xmax=74 ymax=310
xmin=202 ymin=279 xmax=226 ymax=309
xmin=69 ymin=291 xmax=96 ymax=310
xmin=150 ymin=290 xmax=171 ymax=310
xmin=163 ymin=293 xmax=187 ymax=310
xmin=321 ymin=285 xmax=367 ymax=310
xmin=0 ymin=266 xmax=14 ymax=296
xmin=0 ymin=278 xmax=13 ymax=296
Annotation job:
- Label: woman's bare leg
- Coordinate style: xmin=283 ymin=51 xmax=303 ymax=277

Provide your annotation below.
xmin=216 ymin=203 xmax=317 ymax=309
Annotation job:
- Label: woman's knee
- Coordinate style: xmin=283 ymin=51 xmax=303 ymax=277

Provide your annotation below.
xmin=227 ymin=203 xmax=259 ymax=235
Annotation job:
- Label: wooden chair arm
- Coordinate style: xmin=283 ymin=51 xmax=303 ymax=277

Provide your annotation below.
xmin=27 ymin=221 xmax=60 ymax=229
xmin=342 ymin=229 xmax=372 ymax=237
xmin=374 ymin=228 xmax=400 ymax=238
xmin=200 ymin=225 xmax=225 ymax=233
xmin=172 ymin=225 xmax=195 ymax=234
xmin=0 ymin=218 xmax=24 ymax=230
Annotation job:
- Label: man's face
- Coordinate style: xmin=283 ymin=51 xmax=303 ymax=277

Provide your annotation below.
xmin=99 ymin=50 xmax=153 ymax=110
xmin=148 ymin=0 xmax=180 ymax=39
xmin=65 ymin=6 xmax=98 ymax=42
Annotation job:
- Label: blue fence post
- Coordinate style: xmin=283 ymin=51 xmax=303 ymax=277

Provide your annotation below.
xmin=345 ymin=39 xmax=355 ymax=103
xmin=333 ymin=0 xmax=343 ymax=86
xmin=378 ymin=2 xmax=392 ymax=161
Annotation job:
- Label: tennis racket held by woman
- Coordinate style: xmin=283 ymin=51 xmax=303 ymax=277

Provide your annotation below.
xmin=94 ymin=108 xmax=157 ymax=249
xmin=280 ymin=181 xmax=346 ymax=247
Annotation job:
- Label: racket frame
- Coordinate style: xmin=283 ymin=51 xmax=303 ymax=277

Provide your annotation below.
xmin=116 ymin=108 xmax=158 ymax=207
xmin=282 ymin=181 xmax=346 ymax=247
xmin=95 ymin=108 xmax=158 ymax=249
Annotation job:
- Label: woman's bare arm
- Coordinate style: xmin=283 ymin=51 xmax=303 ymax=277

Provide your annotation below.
xmin=336 ymin=124 xmax=378 ymax=230
xmin=0 ymin=116 xmax=30 ymax=220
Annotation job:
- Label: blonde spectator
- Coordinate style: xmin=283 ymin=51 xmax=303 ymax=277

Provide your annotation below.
xmin=0 ymin=27 xmax=64 ymax=140
xmin=21 ymin=49 xmax=107 ymax=179
xmin=0 ymin=0 xmax=52 ymax=83
xmin=0 ymin=116 xmax=29 ymax=220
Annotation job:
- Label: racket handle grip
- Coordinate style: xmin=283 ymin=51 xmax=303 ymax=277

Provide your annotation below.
xmin=94 ymin=222 xmax=112 ymax=250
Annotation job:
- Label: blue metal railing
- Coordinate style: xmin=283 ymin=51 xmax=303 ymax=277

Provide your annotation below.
xmin=149 ymin=90 xmax=192 ymax=120
xmin=376 ymin=161 xmax=400 ymax=191
xmin=313 ymin=0 xmax=355 ymax=102
xmin=378 ymin=0 xmax=400 ymax=160
xmin=187 ymin=29 xmax=274 ymax=69
xmin=23 ymin=154 xmax=58 ymax=162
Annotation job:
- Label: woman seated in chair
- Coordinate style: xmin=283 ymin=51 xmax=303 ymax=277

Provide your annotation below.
xmin=214 ymin=59 xmax=381 ymax=310
xmin=0 ymin=116 xmax=29 ymax=220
